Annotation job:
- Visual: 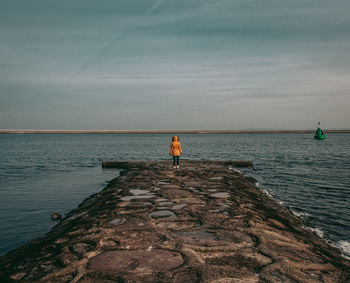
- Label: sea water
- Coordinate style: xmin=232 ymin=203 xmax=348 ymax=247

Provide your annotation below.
xmin=0 ymin=133 xmax=349 ymax=258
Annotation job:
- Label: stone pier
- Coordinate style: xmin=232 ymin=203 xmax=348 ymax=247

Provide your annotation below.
xmin=1 ymin=161 xmax=349 ymax=282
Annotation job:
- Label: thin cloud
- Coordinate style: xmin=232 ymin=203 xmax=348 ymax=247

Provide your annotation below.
xmin=144 ymin=0 xmax=165 ymax=16
xmin=1 ymin=0 xmax=349 ymax=130
xmin=80 ymin=0 xmax=165 ymax=73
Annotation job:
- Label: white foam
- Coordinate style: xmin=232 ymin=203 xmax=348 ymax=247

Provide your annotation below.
xmin=337 ymin=240 xmax=350 ymax=260
xmin=255 ymin=182 xmax=260 ymax=187
xmin=304 ymin=226 xmax=324 ymax=238
xmin=261 ymin=189 xmax=272 ymax=198
xmin=292 ymin=210 xmax=301 ymax=217
xmin=313 ymin=227 xmax=324 ymax=238
xmin=292 ymin=210 xmax=311 ymax=218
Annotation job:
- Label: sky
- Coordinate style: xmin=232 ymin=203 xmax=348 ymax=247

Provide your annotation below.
xmin=0 ymin=0 xmax=349 ymax=130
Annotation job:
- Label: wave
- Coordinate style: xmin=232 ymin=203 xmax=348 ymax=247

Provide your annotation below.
xmin=291 ymin=210 xmax=311 ymax=218
xmin=337 ymin=240 xmax=350 ymax=260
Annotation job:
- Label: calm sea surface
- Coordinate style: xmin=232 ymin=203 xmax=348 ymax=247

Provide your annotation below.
xmin=0 ymin=133 xmax=349 ymax=258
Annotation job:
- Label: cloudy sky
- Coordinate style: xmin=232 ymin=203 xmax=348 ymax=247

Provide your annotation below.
xmin=1 ymin=0 xmax=349 ymax=130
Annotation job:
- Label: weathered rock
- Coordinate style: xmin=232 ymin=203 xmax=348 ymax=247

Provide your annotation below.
xmin=88 ymin=249 xmax=183 ymax=273
xmin=50 ymin=213 xmax=62 ymax=221
xmin=0 ymin=161 xmax=349 ymax=282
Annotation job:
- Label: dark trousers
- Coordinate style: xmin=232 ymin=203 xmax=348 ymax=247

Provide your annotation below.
xmin=173 ymin=156 xmax=180 ymax=166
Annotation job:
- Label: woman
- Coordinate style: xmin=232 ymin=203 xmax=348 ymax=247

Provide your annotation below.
xmin=169 ymin=136 xmax=182 ymax=169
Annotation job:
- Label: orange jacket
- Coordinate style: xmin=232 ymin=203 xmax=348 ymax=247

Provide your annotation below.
xmin=169 ymin=136 xmax=182 ymax=156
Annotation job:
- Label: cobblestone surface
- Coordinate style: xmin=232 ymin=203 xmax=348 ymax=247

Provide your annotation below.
xmin=1 ymin=161 xmax=349 ymax=282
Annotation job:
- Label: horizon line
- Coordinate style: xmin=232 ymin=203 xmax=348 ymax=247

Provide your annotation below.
xmin=1 ymin=129 xmax=350 ymax=134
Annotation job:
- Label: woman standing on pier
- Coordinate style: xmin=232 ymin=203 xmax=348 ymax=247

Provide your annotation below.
xmin=169 ymin=136 xmax=182 ymax=169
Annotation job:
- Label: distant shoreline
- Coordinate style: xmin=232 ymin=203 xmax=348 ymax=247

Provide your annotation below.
xmin=1 ymin=129 xmax=350 ymax=134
